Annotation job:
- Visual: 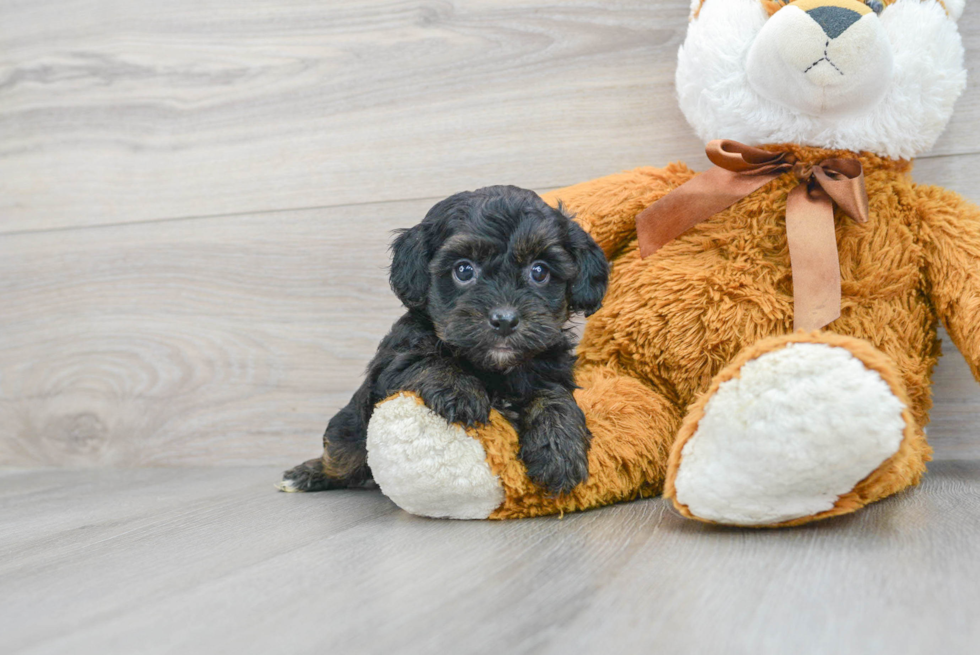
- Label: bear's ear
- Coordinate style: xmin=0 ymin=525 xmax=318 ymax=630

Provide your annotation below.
xmin=563 ymin=209 xmax=610 ymax=316
xmin=944 ymin=0 xmax=965 ymax=21
xmin=389 ymin=223 xmax=430 ymax=310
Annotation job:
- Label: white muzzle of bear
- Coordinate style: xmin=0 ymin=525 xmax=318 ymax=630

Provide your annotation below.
xmin=746 ymin=0 xmax=893 ymax=116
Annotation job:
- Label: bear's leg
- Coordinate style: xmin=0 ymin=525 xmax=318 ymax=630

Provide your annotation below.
xmin=366 ymin=366 xmax=682 ymax=519
xmin=664 ymin=332 xmax=931 ymax=527
xmin=364 ymin=393 xmax=507 ymax=519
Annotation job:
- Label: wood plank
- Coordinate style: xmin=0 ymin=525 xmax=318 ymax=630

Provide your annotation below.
xmin=2 ymin=0 xmax=980 ymax=232
xmin=1 ymin=464 xmax=978 ymax=654
xmin=0 ymin=200 xmax=416 ymax=467
xmin=932 ymin=330 xmax=980 ymax=460
xmin=2 ymin=198 xmax=979 ymax=468
xmin=0 ymin=0 xmax=692 ymax=231
xmin=911 ymin=152 xmax=980 ymax=199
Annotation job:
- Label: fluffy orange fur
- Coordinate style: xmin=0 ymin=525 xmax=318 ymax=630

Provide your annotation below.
xmin=558 ymin=146 xmax=939 ymax=434
xmin=450 ymin=144 xmax=980 ymax=523
xmin=473 ymin=364 xmax=680 ymax=519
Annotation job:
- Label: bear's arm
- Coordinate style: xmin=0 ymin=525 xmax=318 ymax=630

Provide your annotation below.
xmin=541 ymin=163 xmax=695 ymax=258
xmin=917 ymin=184 xmax=980 ymax=382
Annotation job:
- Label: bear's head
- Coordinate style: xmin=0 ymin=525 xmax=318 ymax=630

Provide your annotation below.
xmin=678 ymin=0 xmax=967 ymax=158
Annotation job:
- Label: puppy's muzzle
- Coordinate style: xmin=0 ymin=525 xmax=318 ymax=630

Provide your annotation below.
xmin=489 ymin=307 xmax=520 ymax=337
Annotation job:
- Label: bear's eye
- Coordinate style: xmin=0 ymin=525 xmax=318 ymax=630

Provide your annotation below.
xmin=865 ymin=0 xmax=883 ymax=14
xmin=452 ymin=259 xmax=477 ymax=285
xmin=528 ymin=261 xmax=550 ymax=285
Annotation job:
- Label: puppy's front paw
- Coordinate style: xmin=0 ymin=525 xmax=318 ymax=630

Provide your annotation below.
xmin=520 ymin=412 xmax=591 ymax=495
xmin=416 ymin=378 xmax=491 ymax=428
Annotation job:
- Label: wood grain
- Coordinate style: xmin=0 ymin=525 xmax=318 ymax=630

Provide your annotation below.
xmin=0 ymin=200 xmax=416 ymax=467
xmin=1 ymin=0 xmax=979 ymax=466
xmin=1 ymin=464 xmax=979 ymax=655
xmin=1 ymin=0 xmax=979 ymax=232
xmin=2 ymin=3 xmax=979 ymax=652
xmin=1 ymin=197 xmax=979 ymax=467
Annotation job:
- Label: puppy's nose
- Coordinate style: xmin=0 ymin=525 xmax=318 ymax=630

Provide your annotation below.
xmin=807 ymin=5 xmax=862 ymax=39
xmin=489 ymin=308 xmax=520 ymax=336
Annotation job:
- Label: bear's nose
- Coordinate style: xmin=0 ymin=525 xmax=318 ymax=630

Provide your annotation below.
xmin=807 ymin=5 xmax=862 ymax=39
xmin=489 ymin=308 xmax=520 ymax=336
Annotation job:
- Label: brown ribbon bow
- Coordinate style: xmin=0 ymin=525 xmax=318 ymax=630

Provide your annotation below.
xmin=635 ymin=140 xmax=869 ymax=331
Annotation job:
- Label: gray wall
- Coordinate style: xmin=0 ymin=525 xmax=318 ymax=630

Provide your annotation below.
xmin=2 ymin=0 xmax=979 ymax=468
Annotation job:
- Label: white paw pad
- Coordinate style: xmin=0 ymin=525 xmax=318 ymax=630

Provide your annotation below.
xmin=366 ymin=394 xmax=505 ymax=519
xmin=674 ymin=343 xmax=906 ymax=525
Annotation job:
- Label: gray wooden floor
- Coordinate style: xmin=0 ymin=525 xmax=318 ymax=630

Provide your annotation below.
xmin=3 ymin=1 xmax=980 ymax=653
xmin=2 ymin=464 xmax=979 ymax=655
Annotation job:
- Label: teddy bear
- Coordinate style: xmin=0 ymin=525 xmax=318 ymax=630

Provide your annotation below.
xmin=363 ymin=0 xmax=977 ymax=526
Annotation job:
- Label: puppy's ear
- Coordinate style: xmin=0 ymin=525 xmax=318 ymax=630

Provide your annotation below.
xmin=390 ymin=192 xmax=470 ymax=309
xmin=564 ymin=210 xmax=609 ymax=316
xmin=389 ymin=224 xmax=430 ymax=310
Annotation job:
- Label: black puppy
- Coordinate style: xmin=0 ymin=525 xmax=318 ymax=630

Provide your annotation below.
xmin=279 ymin=185 xmax=609 ymax=495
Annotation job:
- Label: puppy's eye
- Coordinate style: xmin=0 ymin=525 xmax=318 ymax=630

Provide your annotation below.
xmin=865 ymin=0 xmax=883 ymax=14
xmin=528 ymin=261 xmax=550 ymax=285
xmin=452 ymin=259 xmax=477 ymax=285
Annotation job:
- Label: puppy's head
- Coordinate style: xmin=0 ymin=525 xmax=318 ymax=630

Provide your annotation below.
xmin=390 ymin=185 xmax=609 ymax=370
